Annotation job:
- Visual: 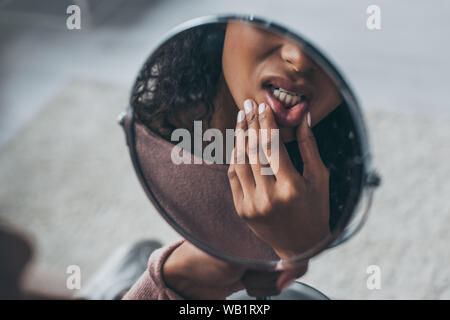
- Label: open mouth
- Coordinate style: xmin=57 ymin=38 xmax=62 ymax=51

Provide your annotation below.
xmin=267 ymin=84 xmax=308 ymax=109
xmin=261 ymin=76 xmax=314 ymax=127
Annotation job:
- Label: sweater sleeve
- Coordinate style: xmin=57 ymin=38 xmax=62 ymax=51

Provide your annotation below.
xmin=122 ymin=240 xmax=185 ymax=300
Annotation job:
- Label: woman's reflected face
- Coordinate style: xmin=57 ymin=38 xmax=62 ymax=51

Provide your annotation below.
xmin=222 ymin=21 xmax=342 ymax=128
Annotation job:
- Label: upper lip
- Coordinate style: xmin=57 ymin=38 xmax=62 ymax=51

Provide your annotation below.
xmin=261 ymin=75 xmax=314 ymax=101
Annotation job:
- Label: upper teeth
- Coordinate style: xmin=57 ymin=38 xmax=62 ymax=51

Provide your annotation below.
xmin=270 ymin=86 xmax=304 ymax=107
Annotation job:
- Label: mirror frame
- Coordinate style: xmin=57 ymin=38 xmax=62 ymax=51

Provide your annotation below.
xmin=119 ymin=14 xmax=380 ymax=270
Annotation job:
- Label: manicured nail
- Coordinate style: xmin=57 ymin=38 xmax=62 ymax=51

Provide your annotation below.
xmin=258 ymin=103 xmax=266 ymax=114
xmin=244 ymin=99 xmax=253 ymax=114
xmin=307 ymin=112 xmax=311 ymax=128
xmin=237 ymin=110 xmax=245 ymax=123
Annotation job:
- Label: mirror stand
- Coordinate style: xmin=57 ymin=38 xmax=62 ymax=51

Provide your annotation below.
xmin=227 ymin=281 xmax=329 ymax=300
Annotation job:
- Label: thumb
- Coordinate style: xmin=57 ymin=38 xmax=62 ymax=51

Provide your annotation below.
xmin=276 ymin=262 xmax=309 ymax=291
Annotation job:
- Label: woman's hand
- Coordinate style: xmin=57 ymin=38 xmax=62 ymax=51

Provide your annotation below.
xmin=162 ymin=241 xmax=298 ymax=299
xmin=163 ymin=241 xmax=245 ymax=299
xmin=228 ymin=99 xmax=331 ymax=259
xmin=162 ymin=99 xmax=330 ymax=299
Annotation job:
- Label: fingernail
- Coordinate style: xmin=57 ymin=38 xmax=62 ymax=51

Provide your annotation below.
xmin=237 ymin=110 xmax=245 ymax=123
xmin=258 ymin=103 xmax=266 ymax=114
xmin=307 ymin=112 xmax=311 ymax=128
xmin=244 ymin=99 xmax=253 ymax=114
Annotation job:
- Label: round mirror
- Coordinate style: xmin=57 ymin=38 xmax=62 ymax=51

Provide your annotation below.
xmin=120 ymin=15 xmax=379 ymax=271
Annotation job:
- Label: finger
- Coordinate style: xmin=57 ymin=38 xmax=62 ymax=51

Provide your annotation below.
xmin=228 ymin=160 xmax=244 ymax=207
xmin=257 ymin=102 xmax=297 ymax=180
xmin=234 ymin=109 xmax=255 ymax=196
xmin=276 ymin=262 xmax=308 ymax=291
xmin=296 ymin=112 xmax=327 ymax=181
xmin=241 ymin=269 xmax=282 ymax=297
xmin=243 ymin=99 xmax=275 ymax=188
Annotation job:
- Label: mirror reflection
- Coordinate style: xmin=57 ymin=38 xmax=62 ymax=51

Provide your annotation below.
xmin=127 ymin=19 xmax=364 ymax=264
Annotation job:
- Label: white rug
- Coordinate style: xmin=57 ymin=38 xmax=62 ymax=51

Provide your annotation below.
xmin=0 ymin=78 xmax=449 ymax=299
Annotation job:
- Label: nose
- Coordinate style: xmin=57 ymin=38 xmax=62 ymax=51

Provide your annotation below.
xmin=280 ymin=41 xmax=314 ymax=74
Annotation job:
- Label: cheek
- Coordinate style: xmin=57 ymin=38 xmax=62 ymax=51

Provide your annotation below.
xmin=222 ymin=50 xmax=255 ymax=109
xmin=222 ymin=40 xmax=244 ymax=108
xmin=222 ymin=27 xmax=267 ymax=109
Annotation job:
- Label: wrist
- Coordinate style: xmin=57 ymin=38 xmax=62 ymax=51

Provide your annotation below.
xmin=161 ymin=244 xmax=193 ymax=299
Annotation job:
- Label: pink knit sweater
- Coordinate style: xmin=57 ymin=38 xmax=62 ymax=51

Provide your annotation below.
xmin=122 ymin=240 xmax=185 ymax=300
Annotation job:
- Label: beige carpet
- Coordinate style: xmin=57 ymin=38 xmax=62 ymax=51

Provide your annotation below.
xmin=0 ymin=78 xmax=449 ymax=299
xmin=0 ymin=78 xmax=182 ymax=285
xmin=302 ymin=109 xmax=450 ymax=299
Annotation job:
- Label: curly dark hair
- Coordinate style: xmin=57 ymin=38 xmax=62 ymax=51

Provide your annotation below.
xmin=131 ymin=24 xmax=363 ymax=232
xmin=132 ymin=24 xmax=226 ymax=140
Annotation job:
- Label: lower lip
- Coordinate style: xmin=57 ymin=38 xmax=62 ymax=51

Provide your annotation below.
xmin=263 ymin=88 xmax=308 ymax=127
